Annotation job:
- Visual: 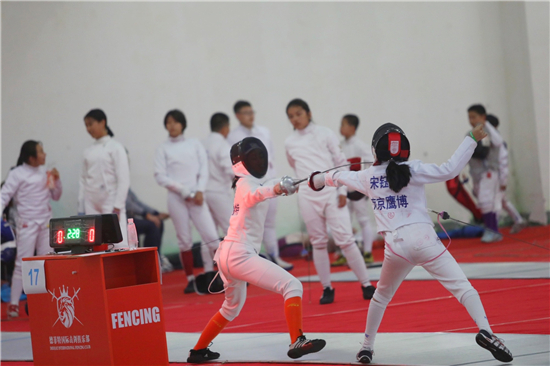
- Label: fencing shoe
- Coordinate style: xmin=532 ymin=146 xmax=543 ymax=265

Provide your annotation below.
xmin=7 ymin=304 xmax=19 ymax=319
xmin=331 ymin=254 xmax=347 ymax=267
xmin=287 ymin=335 xmax=326 ymax=359
xmin=362 ymin=285 xmax=376 ymax=300
xmin=363 ymin=252 xmax=374 ymax=264
xmin=187 ymin=347 xmax=220 ymax=363
xmin=184 ymin=279 xmax=196 ymax=294
xmin=320 ymin=287 xmax=335 ymax=304
xmin=475 ymin=330 xmax=513 ymax=362
xmin=510 ymin=221 xmax=527 ymax=234
xmin=356 ymin=347 xmax=373 ymax=364
xmin=273 ymin=255 xmax=294 ymax=271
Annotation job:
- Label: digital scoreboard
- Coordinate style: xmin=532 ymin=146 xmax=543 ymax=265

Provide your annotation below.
xmin=49 ymin=214 xmax=122 ymax=254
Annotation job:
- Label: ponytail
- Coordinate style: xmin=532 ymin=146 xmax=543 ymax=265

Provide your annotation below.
xmin=16 ymin=140 xmax=40 ymax=166
xmin=106 ymin=125 xmax=114 ymax=137
xmin=386 ymin=160 xmax=411 ymax=193
xmin=231 ymin=176 xmax=240 ymax=190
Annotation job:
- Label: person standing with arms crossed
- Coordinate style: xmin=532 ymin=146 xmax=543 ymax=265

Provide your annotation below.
xmin=228 ymin=101 xmax=293 ymax=271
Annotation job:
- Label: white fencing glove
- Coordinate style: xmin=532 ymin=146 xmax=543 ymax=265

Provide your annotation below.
xmin=308 ymin=171 xmax=326 ymax=191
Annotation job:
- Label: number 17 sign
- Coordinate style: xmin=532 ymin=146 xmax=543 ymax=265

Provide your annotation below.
xmin=22 ymin=260 xmax=47 ymax=294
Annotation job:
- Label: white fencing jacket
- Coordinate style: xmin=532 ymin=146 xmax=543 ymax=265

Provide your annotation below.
xmin=227 ymin=124 xmax=276 ymax=178
xmin=285 ymin=123 xmax=348 ymax=199
xmin=202 ymin=132 xmax=234 ymax=194
xmin=222 ymin=162 xmax=277 ymax=254
xmin=78 ymin=135 xmax=130 ymax=212
xmin=2 ymin=164 xmax=62 ymax=224
xmin=341 ymin=135 xmax=374 ymax=166
xmin=326 ymin=137 xmax=477 ymax=232
xmin=154 ymin=134 xmax=209 ymax=196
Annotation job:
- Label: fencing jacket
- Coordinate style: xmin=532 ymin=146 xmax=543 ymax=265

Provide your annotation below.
xmin=497 ymin=141 xmax=510 ymax=187
xmin=78 ymin=135 xmax=130 ymax=212
xmin=202 ymin=132 xmax=234 ymax=194
xmin=2 ymin=164 xmax=62 ymax=224
xmin=285 ymin=123 xmax=348 ymax=199
xmin=326 ymin=136 xmax=477 ymax=232
xmin=468 ymin=122 xmax=503 ymax=183
xmin=227 ymin=124 xmax=276 ymax=178
xmin=222 ymin=162 xmax=277 ymax=254
xmin=341 ymin=135 xmax=374 ymax=166
xmin=154 ymin=134 xmax=209 ymax=196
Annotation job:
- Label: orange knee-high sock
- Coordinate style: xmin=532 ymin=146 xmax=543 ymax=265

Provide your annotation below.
xmin=284 ymin=296 xmax=303 ymax=343
xmin=194 ymin=311 xmax=230 ymax=350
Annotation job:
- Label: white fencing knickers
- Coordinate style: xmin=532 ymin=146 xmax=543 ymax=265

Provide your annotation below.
xmin=298 ymin=191 xmax=371 ymax=288
xmin=473 ymin=170 xmax=500 ymax=214
xmin=205 ymin=190 xmax=233 ymax=236
xmin=10 ymin=220 xmax=50 ymax=305
xmin=84 ymin=191 xmax=127 ymax=248
xmin=348 ymin=197 xmax=376 ymax=253
xmin=363 ymin=223 xmax=492 ymax=350
xmin=167 ymin=191 xmax=220 ymax=272
xmin=215 ymin=241 xmax=303 ymax=321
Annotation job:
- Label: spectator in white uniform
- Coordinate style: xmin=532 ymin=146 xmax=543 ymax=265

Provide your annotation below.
xmin=1 ymin=140 xmax=62 ymax=318
xmin=331 ymin=114 xmax=376 ymax=266
xmin=154 ymin=109 xmax=220 ymax=294
xmin=79 ymin=109 xmax=129 ymax=247
xmin=227 ymin=100 xmax=293 ymax=271
xmin=202 ymin=113 xmax=234 ymax=236
xmin=485 ymin=114 xmax=526 ymax=234
xmin=284 ymin=99 xmax=375 ymax=305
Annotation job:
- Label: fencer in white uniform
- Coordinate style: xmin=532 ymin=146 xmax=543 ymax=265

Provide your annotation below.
xmin=284 ymin=99 xmax=374 ymax=305
xmin=340 ymin=115 xmax=376 ymax=263
xmin=79 ymin=109 xmax=129 ymax=247
xmin=187 ymin=137 xmax=325 ymax=364
xmin=486 ymin=114 xmax=526 ymax=234
xmin=202 ymin=113 xmax=234 ymax=236
xmin=228 ymin=100 xmax=292 ymax=270
xmin=1 ymin=141 xmax=62 ymax=318
xmin=154 ymin=109 xmax=220 ymax=294
xmin=309 ymin=123 xmax=513 ymax=364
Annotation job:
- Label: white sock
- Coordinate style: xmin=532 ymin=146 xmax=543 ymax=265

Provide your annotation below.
xmin=312 ymin=246 xmax=331 ymax=288
xmin=10 ymin=274 xmax=23 ymax=306
xmin=462 ymin=290 xmax=493 ymax=333
xmin=363 ymin=299 xmax=386 ymax=350
xmin=341 ymin=244 xmax=371 ymax=287
xmin=201 ymin=243 xmax=214 ymax=272
xmin=187 ymin=274 xmax=195 ymax=282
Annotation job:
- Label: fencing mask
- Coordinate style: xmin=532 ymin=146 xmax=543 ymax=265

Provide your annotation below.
xmin=230 ymin=137 xmax=268 ymax=179
xmin=372 ymin=123 xmax=410 ymax=163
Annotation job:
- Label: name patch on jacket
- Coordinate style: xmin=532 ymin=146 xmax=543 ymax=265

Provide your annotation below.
xmin=232 ymin=204 xmax=240 ymax=216
xmin=372 ymin=195 xmax=409 ymax=211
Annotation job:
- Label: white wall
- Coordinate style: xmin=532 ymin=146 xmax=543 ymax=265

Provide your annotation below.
xmin=2 ymin=2 xmax=548 ymax=254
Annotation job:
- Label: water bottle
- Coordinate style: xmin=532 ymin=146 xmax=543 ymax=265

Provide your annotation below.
xmin=127 ymin=218 xmax=138 ymax=250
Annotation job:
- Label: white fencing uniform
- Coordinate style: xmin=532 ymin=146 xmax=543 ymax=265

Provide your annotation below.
xmin=215 ymin=162 xmax=302 ymax=321
xmin=325 ymin=136 xmax=493 ymax=350
xmin=341 ymin=135 xmax=376 ymax=253
xmin=1 ymin=164 xmax=62 ymax=305
xmin=78 ymin=135 xmax=130 ymax=247
xmin=469 ymin=123 xmax=503 ymax=214
xmin=154 ymin=134 xmax=219 ymax=272
xmin=202 ymin=132 xmax=234 ymax=236
xmin=285 ymin=123 xmax=371 ymax=288
xmin=227 ymin=124 xmax=280 ymax=259
xmin=495 ymin=142 xmax=523 ymax=224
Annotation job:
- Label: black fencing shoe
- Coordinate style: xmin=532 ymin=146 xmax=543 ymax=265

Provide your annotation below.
xmin=362 ymin=285 xmax=376 ymax=300
xmin=475 ymin=330 xmax=513 ymax=362
xmin=287 ymin=335 xmax=326 ymax=359
xmin=187 ymin=348 xmax=220 ymax=363
xmin=356 ymin=348 xmax=373 ymax=364
xmin=184 ymin=279 xmax=196 ymax=294
xmin=319 ymin=287 xmax=335 ymax=304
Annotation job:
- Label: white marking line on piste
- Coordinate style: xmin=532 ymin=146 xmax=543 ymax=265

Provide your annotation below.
xmin=442 ymin=317 xmax=550 ymax=332
xmin=224 ymin=282 xmax=548 ymax=330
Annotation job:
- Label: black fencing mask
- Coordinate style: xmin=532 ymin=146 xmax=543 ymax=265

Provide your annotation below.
xmin=372 ymin=123 xmax=410 ymax=163
xmin=230 ymin=137 xmax=268 ymax=179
